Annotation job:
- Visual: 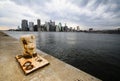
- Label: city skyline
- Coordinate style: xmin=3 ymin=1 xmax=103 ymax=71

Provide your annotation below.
xmin=0 ymin=0 xmax=120 ymax=30
xmin=21 ymin=19 xmax=72 ymax=32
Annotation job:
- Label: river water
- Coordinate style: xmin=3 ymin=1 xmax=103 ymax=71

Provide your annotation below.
xmin=4 ymin=31 xmax=120 ymax=81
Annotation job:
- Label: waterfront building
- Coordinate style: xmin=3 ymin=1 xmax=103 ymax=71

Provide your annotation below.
xmin=45 ymin=20 xmax=56 ymax=31
xmin=77 ymin=26 xmax=80 ymax=31
xmin=21 ymin=19 xmax=28 ymax=31
xmin=61 ymin=27 xmax=64 ymax=32
xmin=41 ymin=24 xmax=45 ymax=31
xmin=17 ymin=26 xmax=21 ymax=30
xmin=58 ymin=22 xmax=62 ymax=31
xmin=56 ymin=25 xmax=60 ymax=32
xmin=50 ymin=20 xmax=55 ymax=26
xmin=73 ymin=27 xmax=76 ymax=32
xmin=33 ymin=25 xmax=38 ymax=31
xmin=45 ymin=22 xmax=50 ymax=31
xmin=49 ymin=20 xmax=56 ymax=31
xmin=37 ymin=19 xmax=41 ymax=31
xmin=69 ymin=28 xmax=72 ymax=32
xmin=64 ymin=23 xmax=68 ymax=32
xmin=29 ymin=22 xmax=34 ymax=31
xmin=89 ymin=28 xmax=93 ymax=31
xmin=118 ymin=28 xmax=120 ymax=30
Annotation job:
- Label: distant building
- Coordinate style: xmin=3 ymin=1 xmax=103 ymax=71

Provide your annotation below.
xmin=17 ymin=26 xmax=21 ymax=30
xmin=55 ymin=22 xmax=63 ymax=32
xmin=45 ymin=20 xmax=56 ymax=31
xmin=45 ymin=22 xmax=50 ymax=31
xmin=37 ymin=19 xmax=41 ymax=31
xmin=16 ymin=26 xmax=21 ymax=31
xmin=61 ymin=27 xmax=64 ymax=32
xmin=77 ymin=26 xmax=80 ymax=31
xmin=89 ymin=28 xmax=93 ymax=31
xmin=29 ymin=22 xmax=34 ymax=31
xmin=50 ymin=20 xmax=55 ymax=26
xmin=49 ymin=20 xmax=56 ymax=31
xmin=58 ymin=22 xmax=62 ymax=31
xmin=69 ymin=27 xmax=73 ymax=32
xmin=33 ymin=25 xmax=38 ymax=31
xmin=21 ymin=19 xmax=28 ymax=31
xmin=118 ymin=28 xmax=120 ymax=30
xmin=41 ymin=24 xmax=45 ymax=31
xmin=64 ymin=23 xmax=68 ymax=32
xmin=72 ymin=27 xmax=76 ymax=32
xmin=56 ymin=25 xmax=60 ymax=32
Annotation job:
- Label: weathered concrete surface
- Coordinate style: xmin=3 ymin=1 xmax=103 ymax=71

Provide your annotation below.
xmin=0 ymin=31 xmax=102 ymax=81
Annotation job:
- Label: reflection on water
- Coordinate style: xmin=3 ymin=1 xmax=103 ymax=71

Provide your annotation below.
xmin=4 ymin=31 xmax=120 ymax=81
xmin=37 ymin=32 xmax=120 ymax=81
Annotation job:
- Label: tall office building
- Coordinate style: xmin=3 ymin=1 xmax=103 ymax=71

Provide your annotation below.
xmin=64 ymin=23 xmax=68 ymax=32
xmin=45 ymin=22 xmax=49 ymax=31
xmin=56 ymin=25 xmax=60 ymax=32
xmin=50 ymin=20 xmax=55 ymax=26
xmin=29 ymin=22 xmax=34 ymax=31
xmin=89 ymin=28 xmax=93 ymax=31
xmin=37 ymin=19 xmax=41 ymax=31
xmin=21 ymin=19 xmax=28 ymax=31
xmin=58 ymin=22 xmax=62 ymax=31
xmin=33 ymin=25 xmax=38 ymax=31
xmin=45 ymin=20 xmax=56 ymax=31
xmin=49 ymin=20 xmax=55 ymax=31
xmin=77 ymin=26 xmax=80 ymax=31
xmin=70 ymin=27 xmax=73 ymax=32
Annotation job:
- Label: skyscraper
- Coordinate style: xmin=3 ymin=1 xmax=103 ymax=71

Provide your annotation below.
xmin=45 ymin=22 xmax=49 ymax=31
xmin=49 ymin=20 xmax=55 ymax=31
xmin=64 ymin=23 xmax=68 ymax=32
xmin=29 ymin=22 xmax=34 ymax=31
xmin=37 ymin=19 xmax=41 ymax=31
xmin=77 ymin=26 xmax=80 ymax=31
xmin=58 ymin=22 xmax=62 ymax=31
xmin=70 ymin=27 xmax=73 ymax=32
xmin=56 ymin=25 xmax=60 ymax=32
xmin=45 ymin=20 xmax=56 ymax=31
xmin=21 ymin=19 xmax=28 ymax=31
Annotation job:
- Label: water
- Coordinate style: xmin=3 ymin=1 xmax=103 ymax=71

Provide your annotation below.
xmin=4 ymin=31 xmax=120 ymax=81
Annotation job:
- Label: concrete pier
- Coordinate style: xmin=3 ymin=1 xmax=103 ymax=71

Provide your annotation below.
xmin=0 ymin=31 xmax=102 ymax=81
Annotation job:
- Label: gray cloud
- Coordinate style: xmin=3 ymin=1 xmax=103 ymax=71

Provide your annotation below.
xmin=10 ymin=0 xmax=50 ymax=7
xmin=0 ymin=0 xmax=120 ymax=30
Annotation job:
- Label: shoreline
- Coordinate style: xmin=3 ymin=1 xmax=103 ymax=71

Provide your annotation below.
xmin=6 ymin=30 xmax=120 ymax=34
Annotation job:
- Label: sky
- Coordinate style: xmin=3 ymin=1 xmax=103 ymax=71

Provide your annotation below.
xmin=0 ymin=0 xmax=120 ymax=30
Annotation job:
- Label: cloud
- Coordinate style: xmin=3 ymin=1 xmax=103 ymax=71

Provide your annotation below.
xmin=0 ymin=0 xmax=120 ymax=30
xmin=0 ymin=0 xmax=50 ymax=29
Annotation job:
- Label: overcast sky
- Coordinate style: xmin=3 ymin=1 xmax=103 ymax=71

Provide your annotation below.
xmin=0 ymin=0 xmax=120 ymax=30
